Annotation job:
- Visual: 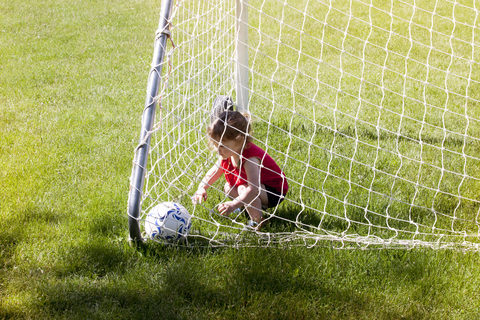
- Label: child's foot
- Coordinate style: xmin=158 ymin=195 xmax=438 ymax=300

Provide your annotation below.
xmin=245 ymin=220 xmax=259 ymax=231
xmin=245 ymin=218 xmax=269 ymax=232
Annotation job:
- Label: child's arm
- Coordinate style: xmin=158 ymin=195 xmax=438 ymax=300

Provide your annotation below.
xmin=192 ymin=160 xmax=224 ymax=204
xmin=218 ymin=157 xmax=263 ymax=216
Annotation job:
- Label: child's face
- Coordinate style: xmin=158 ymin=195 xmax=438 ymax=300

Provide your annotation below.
xmin=211 ymin=137 xmax=242 ymax=160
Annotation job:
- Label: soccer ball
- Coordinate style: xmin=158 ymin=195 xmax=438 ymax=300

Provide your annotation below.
xmin=144 ymin=202 xmax=192 ymax=241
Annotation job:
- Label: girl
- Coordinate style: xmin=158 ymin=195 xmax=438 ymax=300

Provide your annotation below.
xmin=192 ymin=110 xmax=288 ymax=230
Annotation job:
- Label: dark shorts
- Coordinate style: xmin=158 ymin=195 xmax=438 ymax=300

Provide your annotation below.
xmin=264 ymin=184 xmax=286 ymax=209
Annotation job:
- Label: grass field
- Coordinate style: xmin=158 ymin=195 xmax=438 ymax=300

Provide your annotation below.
xmin=2 ymin=0 xmax=480 ymax=318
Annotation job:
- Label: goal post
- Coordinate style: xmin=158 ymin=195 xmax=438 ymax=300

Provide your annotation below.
xmin=128 ymin=0 xmax=175 ymax=243
xmin=236 ymin=0 xmax=249 ymax=112
xmin=128 ymin=0 xmax=480 ymax=250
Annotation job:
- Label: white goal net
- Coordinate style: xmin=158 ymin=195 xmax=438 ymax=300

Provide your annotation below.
xmin=128 ymin=0 xmax=480 ymax=250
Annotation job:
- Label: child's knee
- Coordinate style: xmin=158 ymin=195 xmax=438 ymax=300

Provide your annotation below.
xmin=225 ymin=183 xmax=239 ymax=199
xmin=237 ymin=184 xmax=247 ymax=194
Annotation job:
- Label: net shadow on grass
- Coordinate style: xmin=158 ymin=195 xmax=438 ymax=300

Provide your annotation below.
xmin=8 ymin=245 xmax=472 ymax=319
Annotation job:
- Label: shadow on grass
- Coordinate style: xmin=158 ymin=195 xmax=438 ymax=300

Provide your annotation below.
xmin=2 ymin=205 xmax=478 ymax=319
xmin=1 ymin=252 xmax=360 ymax=319
xmin=3 ymin=241 xmax=467 ymax=320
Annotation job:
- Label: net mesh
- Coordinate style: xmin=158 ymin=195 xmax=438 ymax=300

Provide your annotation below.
xmin=132 ymin=0 xmax=480 ymax=249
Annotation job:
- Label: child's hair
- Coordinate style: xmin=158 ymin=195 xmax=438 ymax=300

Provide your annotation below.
xmin=207 ymin=110 xmax=253 ymax=149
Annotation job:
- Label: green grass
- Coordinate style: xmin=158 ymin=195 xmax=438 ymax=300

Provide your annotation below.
xmin=1 ymin=0 xmax=480 ymax=318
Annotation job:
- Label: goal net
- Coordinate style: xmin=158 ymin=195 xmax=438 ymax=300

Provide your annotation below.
xmin=128 ymin=0 xmax=480 ymax=250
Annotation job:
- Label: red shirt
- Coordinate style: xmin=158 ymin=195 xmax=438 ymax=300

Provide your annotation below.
xmin=220 ymin=143 xmax=288 ymax=195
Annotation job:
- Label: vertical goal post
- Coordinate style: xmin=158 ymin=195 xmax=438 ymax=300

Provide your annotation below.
xmin=128 ymin=0 xmax=175 ymax=243
xmin=236 ymin=0 xmax=249 ymax=112
xmin=128 ymin=0 xmax=480 ymax=250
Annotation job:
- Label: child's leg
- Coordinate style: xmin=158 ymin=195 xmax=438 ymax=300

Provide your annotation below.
xmin=237 ymin=184 xmax=269 ymax=223
xmin=224 ymin=182 xmax=238 ymax=199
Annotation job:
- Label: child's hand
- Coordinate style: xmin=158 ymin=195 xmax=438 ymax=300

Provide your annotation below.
xmin=218 ymin=201 xmax=238 ymax=216
xmin=192 ymin=188 xmax=207 ymax=204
